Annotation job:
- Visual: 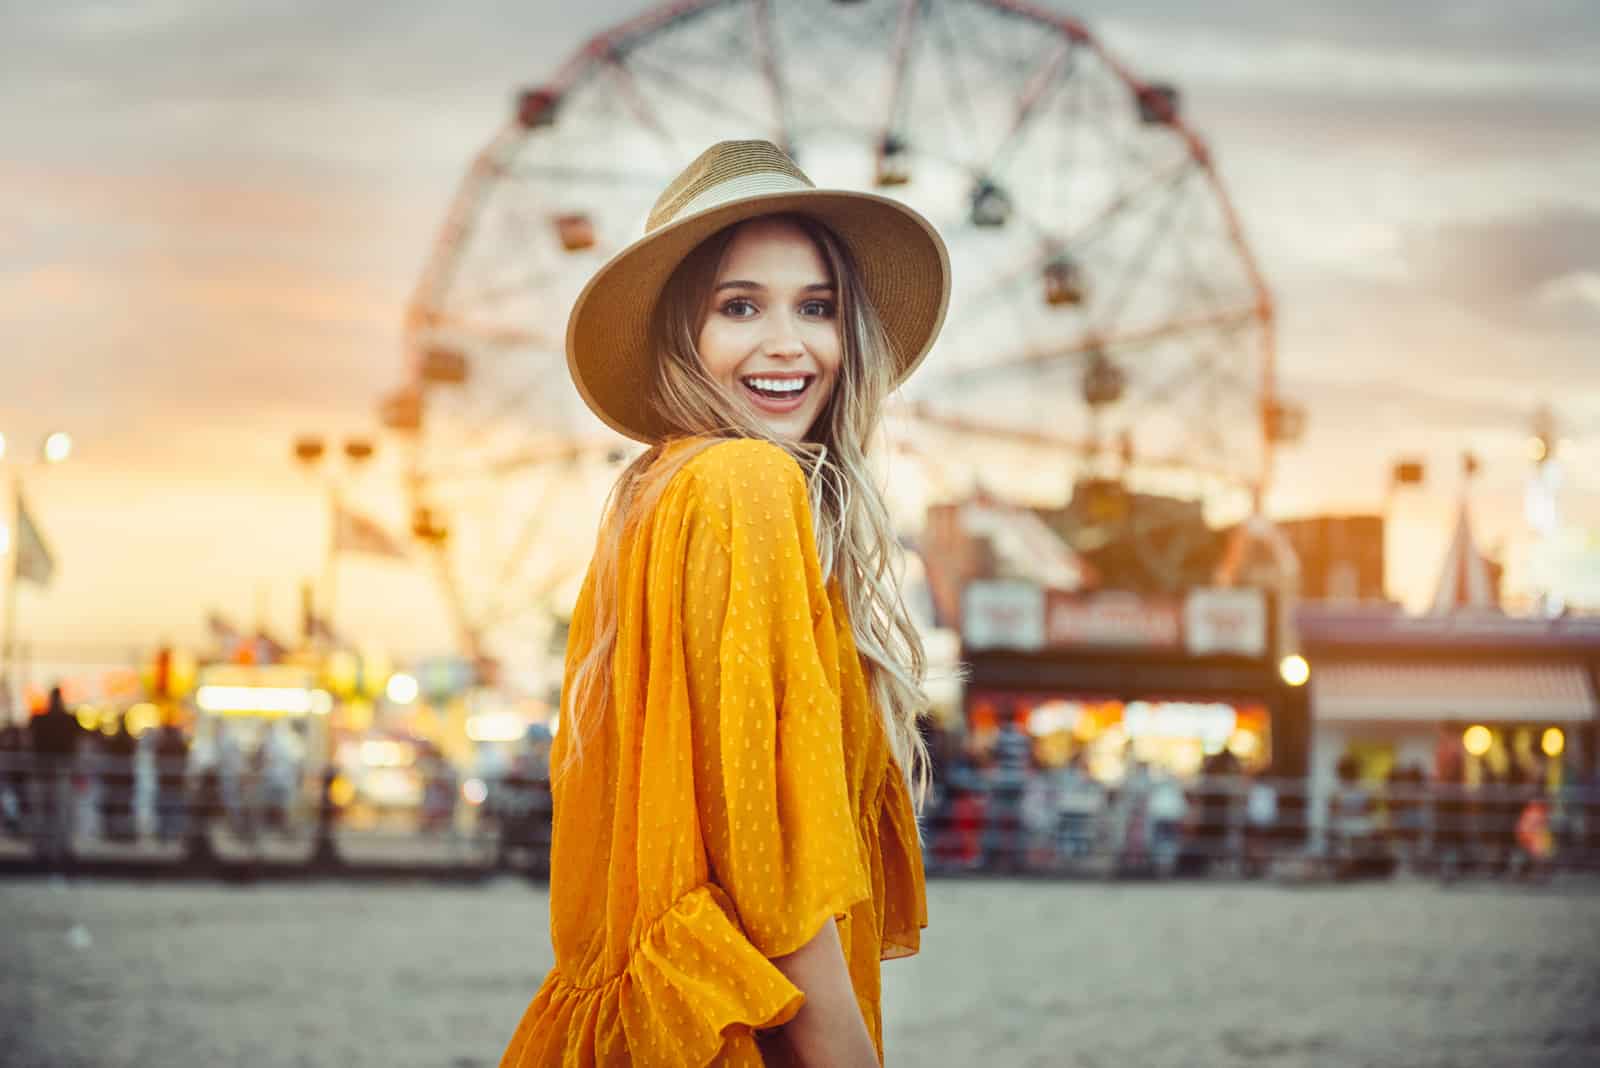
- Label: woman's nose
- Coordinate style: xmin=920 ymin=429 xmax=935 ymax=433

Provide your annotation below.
xmin=761 ymin=314 xmax=806 ymax=357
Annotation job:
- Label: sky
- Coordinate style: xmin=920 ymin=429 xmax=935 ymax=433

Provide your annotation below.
xmin=2 ymin=0 xmax=1598 ymax=674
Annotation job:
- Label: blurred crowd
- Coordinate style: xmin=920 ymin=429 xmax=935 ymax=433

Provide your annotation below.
xmin=1 ymin=686 xmax=306 ymax=869
xmin=915 ymin=717 xmax=1600 ymax=881
xmin=7 ymin=683 xmax=1595 ymax=884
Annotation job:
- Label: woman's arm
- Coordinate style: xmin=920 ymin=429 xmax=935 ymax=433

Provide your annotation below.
xmin=768 ymin=917 xmax=878 ymax=1067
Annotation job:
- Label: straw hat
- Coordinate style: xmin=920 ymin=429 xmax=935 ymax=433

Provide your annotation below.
xmin=566 ymin=139 xmax=950 ymax=444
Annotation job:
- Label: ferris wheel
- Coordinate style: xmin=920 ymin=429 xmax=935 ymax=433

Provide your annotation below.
xmin=385 ymin=0 xmax=1297 ymax=688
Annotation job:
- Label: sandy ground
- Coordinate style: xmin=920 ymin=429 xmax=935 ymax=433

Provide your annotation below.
xmin=3 ymin=875 xmax=1597 ymax=1068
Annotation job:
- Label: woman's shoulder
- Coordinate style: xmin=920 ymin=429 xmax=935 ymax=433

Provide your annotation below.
xmin=672 ymin=436 xmax=809 ymax=500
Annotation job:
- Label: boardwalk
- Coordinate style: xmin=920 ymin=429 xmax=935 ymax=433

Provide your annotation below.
xmin=3 ymin=876 xmax=1597 ymax=1067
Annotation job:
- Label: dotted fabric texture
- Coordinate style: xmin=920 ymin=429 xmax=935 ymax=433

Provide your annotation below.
xmin=498 ymin=438 xmax=928 ymax=1067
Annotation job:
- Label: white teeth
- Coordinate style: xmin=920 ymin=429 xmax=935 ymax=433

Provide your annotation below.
xmin=745 ymin=377 xmax=807 ymax=394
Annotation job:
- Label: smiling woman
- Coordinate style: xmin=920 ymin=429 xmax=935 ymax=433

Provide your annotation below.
xmin=497 ymin=140 xmax=950 ymax=1066
xmin=687 ymin=215 xmax=843 ymax=442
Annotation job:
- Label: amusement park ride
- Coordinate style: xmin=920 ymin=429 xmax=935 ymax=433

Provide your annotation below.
xmin=378 ymin=0 xmax=1306 ymax=692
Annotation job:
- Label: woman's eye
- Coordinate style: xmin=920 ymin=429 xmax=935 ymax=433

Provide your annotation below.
xmin=721 ymin=298 xmax=757 ymax=318
xmin=801 ymin=299 xmax=836 ymax=318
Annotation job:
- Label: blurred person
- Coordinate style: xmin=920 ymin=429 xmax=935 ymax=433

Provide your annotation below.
xmin=0 ymin=722 xmax=29 ymax=836
xmin=943 ymin=751 xmax=987 ymax=873
xmin=1148 ymin=764 xmax=1189 ymax=878
xmin=257 ymin=720 xmax=299 ymax=832
xmin=1241 ymin=772 xmax=1278 ymax=879
xmin=186 ymin=762 xmax=222 ymax=868
xmin=153 ymin=720 xmax=190 ymax=842
xmin=215 ymin=719 xmax=246 ymax=837
xmin=1113 ymin=757 xmax=1154 ymax=876
xmin=28 ymin=685 xmax=81 ymax=870
xmin=311 ymin=763 xmax=342 ymax=868
xmin=498 ymin=141 xmax=946 ymax=1068
xmin=1055 ymin=749 xmax=1104 ymax=862
xmin=99 ymin=718 xmax=139 ymax=842
xmin=1020 ymin=745 xmax=1060 ymax=872
xmin=418 ymin=741 xmax=458 ymax=834
xmin=1513 ymin=755 xmax=1555 ymax=881
xmin=1188 ymin=748 xmax=1241 ymax=875
xmin=987 ymin=715 xmax=1032 ymax=873
xmin=1387 ymin=762 xmax=1427 ymax=870
xmin=1433 ymin=724 xmax=1470 ymax=878
xmin=1493 ymin=753 xmax=1538 ymax=877
xmin=1329 ymin=754 xmax=1377 ymax=876
xmin=494 ymin=725 xmax=554 ymax=873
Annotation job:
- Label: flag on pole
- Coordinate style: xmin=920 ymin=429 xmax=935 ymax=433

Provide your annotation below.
xmin=333 ymin=502 xmax=408 ymax=560
xmin=14 ymin=489 xmax=55 ymax=587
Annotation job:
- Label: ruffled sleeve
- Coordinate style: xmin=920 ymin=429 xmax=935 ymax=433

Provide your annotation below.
xmin=876 ymin=768 xmax=929 ymax=960
xmin=678 ymin=439 xmax=873 ymax=960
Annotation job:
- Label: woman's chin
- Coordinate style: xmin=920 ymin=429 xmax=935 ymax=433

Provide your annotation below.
xmin=750 ymin=408 xmax=815 ymax=443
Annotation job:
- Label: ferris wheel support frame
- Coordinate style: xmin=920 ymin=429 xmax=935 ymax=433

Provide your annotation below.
xmin=393 ymin=0 xmax=1284 ymax=663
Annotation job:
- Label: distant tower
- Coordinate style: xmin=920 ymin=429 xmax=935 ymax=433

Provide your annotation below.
xmin=1429 ymin=452 xmax=1497 ymax=615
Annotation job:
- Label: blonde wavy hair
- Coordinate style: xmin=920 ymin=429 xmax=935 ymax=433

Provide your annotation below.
xmin=557 ymin=212 xmax=934 ymax=814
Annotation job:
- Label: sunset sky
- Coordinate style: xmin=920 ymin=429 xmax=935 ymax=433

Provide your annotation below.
xmin=3 ymin=0 xmax=1598 ymax=673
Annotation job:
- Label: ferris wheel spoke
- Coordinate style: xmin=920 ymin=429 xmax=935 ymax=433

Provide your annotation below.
xmin=778 ymin=10 xmax=909 ymax=140
xmin=932 ymin=304 xmax=1262 ymax=386
xmin=984 ymin=38 xmax=1074 ymax=179
xmin=477 ymin=473 xmax=579 ymax=624
xmin=418 ymin=313 xmax=557 ymax=353
xmin=1084 ymin=163 xmax=1197 ymax=342
xmin=903 ymin=401 xmax=1245 ymax=485
xmin=924 ymin=0 xmax=988 ymax=167
xmin=603 ymin=56 xmax=683 ymax=157
xmin=622 ymin=52 xmax=777 ymax=133
xmin=873 ymin=0 xmax=924 ymax=164
xmin=503 ymin=162 xmax=672 ymax=190
xmin=751 ymin=0 xmax=795 ymax=151
xmin=441 ymin=379 xmax=565 ymax=459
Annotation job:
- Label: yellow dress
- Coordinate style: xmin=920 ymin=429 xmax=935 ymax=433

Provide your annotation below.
xmin=499 ymin=437 xmax=928 ymax=1067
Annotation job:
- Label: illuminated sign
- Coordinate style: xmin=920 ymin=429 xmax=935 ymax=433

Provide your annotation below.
xmin=1045 ymin=591 xmax=1181 ymax=649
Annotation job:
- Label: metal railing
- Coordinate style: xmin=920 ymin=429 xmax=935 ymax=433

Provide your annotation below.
xmin=916 ymin=771 xmax=1600 ymax=881
xmin=0 ymin=750 xmax=524 ymax=876
xmin=4 ymin=750 xmax=1595 ymax=883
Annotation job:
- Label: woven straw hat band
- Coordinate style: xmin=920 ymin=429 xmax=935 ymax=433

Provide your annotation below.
xmin=646 ymin=140 xmax=815 ymax=232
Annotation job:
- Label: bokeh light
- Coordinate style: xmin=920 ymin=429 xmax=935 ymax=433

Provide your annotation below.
xmin=1278 ymin=655 xmax=1311 ymax=687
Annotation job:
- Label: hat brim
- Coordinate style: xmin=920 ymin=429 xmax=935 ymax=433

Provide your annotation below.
xmin=566 ymin=188 xmax=951 ymax=444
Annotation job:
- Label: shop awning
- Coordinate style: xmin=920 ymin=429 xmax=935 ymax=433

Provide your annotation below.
xmin=1315 ymin=661 xmax=1596 ymax=723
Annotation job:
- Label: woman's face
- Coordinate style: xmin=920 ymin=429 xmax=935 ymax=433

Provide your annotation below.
xmin=696 ymin=217 xmax=842 ymax=442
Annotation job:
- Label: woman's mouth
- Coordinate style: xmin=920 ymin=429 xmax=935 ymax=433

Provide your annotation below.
xmin=739 ymin=373 xmax=813 ymax=414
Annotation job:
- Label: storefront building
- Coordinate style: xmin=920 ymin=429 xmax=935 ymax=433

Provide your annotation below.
xmin=1300 ymin=604 xmax=1600 ymax=843
xmin=959 ymin=581 xmax=1310 ymax=787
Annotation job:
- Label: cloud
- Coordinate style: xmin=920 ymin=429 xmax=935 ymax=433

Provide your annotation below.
xmin=1405 ymin=204 xmax=1600 ymax=325
xmin=1535 ymin=271 xmax=1600 ymax=315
